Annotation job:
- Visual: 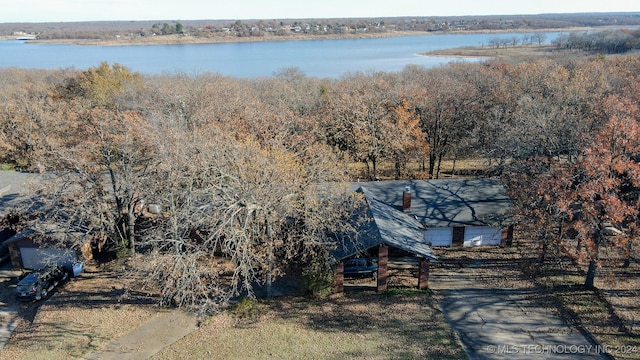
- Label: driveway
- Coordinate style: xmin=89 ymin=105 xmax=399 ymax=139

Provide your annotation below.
xmin=430 ymin=262 xmax=606 ymax=360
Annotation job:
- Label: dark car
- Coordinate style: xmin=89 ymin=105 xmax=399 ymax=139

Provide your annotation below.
xmin=343 ymin=258 xmax=378 ymax=279
xmin=16 ymin=266 xmax=68 ymax=301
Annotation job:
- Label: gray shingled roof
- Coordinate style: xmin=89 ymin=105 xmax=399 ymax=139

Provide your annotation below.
xmin=333 ymin=187 xmax=436 ymax=261
xmin=350 ymin=178 xmax=512 ymax=228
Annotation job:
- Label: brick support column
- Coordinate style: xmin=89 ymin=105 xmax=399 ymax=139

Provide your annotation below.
xmin=377 ymin=245 xmax=388 ymax=292
xmin=8 ymin=243 xmax=22 ymax=270
xmin=334 ymin=261 xmax=344 ymax=293
xmin=501 ymin=225 xmax=514 ymax=246
xmin=418 ymin=258 xmax=430 ymax=290
xmin=452 ymin=227 xmax=464 ymax=247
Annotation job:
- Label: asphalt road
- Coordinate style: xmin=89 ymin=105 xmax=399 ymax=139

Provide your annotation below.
xmin=0 ymin=170 xmax=33 ymax=216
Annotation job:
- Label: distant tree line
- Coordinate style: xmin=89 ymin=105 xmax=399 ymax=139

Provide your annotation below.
xmin=553 ymin=29 xmax=640 ymax=54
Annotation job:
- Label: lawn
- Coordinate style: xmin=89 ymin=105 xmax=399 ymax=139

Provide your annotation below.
xmin=1 ymin=261 xmax=466 ymax=360
xmin=535 ymin=254 xmax=640 ymax=360
xmin=0 ymin=263 xmax=159 ymax=360
xmin=152 ymin=291 xmax=466 ymax=360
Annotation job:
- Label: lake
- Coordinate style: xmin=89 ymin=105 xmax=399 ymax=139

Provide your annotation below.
xmin=0 ymin=31 xmax=566 ymax=78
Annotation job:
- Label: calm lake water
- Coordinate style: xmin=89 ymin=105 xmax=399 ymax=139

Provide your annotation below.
xmin=0 ymin=32 xmax=566 ymax=78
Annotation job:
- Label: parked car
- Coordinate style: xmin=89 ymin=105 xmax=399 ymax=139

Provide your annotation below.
xmin=16 ymin=265 xmax=68 ymax=301
xmin=343 ymin=258 xmax=378 ymax=279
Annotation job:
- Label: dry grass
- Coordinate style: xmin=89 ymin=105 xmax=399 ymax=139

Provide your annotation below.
xmin=1 ymin=257 xmax=466 ymax=360
xmin=423 ymin=44 xmax=581 ymax=62
xmin=1 ymin=262 xmax=161 ymax=360
xmin=152 ymin=291 xmax=466 ymax=360
xmin=349 ymin=157 xmax=491 ymax=181
xmin=535 ymin=253 xmax=640 ymax=360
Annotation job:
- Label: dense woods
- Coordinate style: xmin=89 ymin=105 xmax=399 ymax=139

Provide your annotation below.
xmin=553 ymin=29 xmax=640 ymax=54
xmin=3 ymin=34 xmax=640 ymax=311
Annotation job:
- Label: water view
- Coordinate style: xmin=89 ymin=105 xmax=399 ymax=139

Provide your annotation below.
xmin=0 ymin=31 xmax=565 ymax=78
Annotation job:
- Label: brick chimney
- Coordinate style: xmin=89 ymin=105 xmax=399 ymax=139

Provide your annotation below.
xmin=402 ymin=186 xmax=411 ymax=211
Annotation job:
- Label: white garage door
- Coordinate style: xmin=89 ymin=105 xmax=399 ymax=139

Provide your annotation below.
xmin=20 ymin=247 xmax=76 ymax=270
xmin=424 ymin=228 xmax=453 ymax=247
xmin=463 ymin=227 xmax=502 ymax=246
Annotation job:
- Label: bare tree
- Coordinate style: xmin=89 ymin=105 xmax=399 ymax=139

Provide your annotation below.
xmin=403 ymin=65 xmax=480 ymax=179
xmin=129 ymin=124 xmax=357 ymax=312
xmin=531 ymin=32 xmax=547 ymax=46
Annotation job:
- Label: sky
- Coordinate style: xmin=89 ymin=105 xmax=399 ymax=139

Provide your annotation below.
xmin=1 ymin=0 xmax=638 ymax=23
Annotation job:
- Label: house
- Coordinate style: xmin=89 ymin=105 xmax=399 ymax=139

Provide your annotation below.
xmin=351 ymin=178 xmax=513 ymax=248
xmin=0 ymin=170 xmax=34 ymax=263
xmin=333 ymin=178 xmax=513 ymax=292
xmin=333 ymin=187 xmax=438 ymax=292
xmin=1 ymin=171 xmax=87 ymax=271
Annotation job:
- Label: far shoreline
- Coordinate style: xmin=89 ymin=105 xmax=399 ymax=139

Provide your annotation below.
xmin=0 ymin=26 xmax=601 ymax=47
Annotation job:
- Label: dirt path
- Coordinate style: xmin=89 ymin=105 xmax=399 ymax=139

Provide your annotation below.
xmin=430 ymin=262 xmax=606 ymax=359
xmin=84 ymin=309 xmax=198 ymax=360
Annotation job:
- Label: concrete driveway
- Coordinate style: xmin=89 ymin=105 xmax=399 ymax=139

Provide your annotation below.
xmin=430 ymin=264 xmax=606 ymax=360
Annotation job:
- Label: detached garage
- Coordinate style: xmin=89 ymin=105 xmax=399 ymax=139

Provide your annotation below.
xmin=18 ymin=247 xmax=77 ymax=270
xmin=352 ymin=178 xmax=513 ymax=248
xmin=2 ymin=227 xmax=82 ymax=271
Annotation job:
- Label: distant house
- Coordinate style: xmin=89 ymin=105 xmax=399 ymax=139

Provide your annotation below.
xmin=333 ymin=178 xmax=513 ymax=292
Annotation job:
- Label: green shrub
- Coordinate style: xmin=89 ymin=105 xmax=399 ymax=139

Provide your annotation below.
xmin=300 ymin=258 xmax=333 ymax=296
xmin=231 ymin=297 xmax=260 ymax=319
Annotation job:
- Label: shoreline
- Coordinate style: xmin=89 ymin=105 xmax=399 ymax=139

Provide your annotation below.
xmin=0 ymin=26 xmax=600 ymax=47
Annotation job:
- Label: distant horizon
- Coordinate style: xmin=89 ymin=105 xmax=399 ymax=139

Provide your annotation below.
xmin=2 ymin=11 xmax=640 ymax=25
xmin=1 ymin=0 xmax=638 ymax=23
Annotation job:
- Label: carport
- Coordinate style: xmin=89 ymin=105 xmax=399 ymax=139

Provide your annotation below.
xmin=333 ymin=187 xmax=437 ymax=292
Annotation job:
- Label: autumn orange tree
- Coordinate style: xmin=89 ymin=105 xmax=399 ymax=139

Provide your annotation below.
xmin=320 ymin=72 xmax=427 ymax=180
xmin=387 ymin=99 xmax=428 ymax=179
xmin=503 ymin=156 xmax=569 ymax=267
xmin=558 ymin=96 xmax=640 ymax=288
